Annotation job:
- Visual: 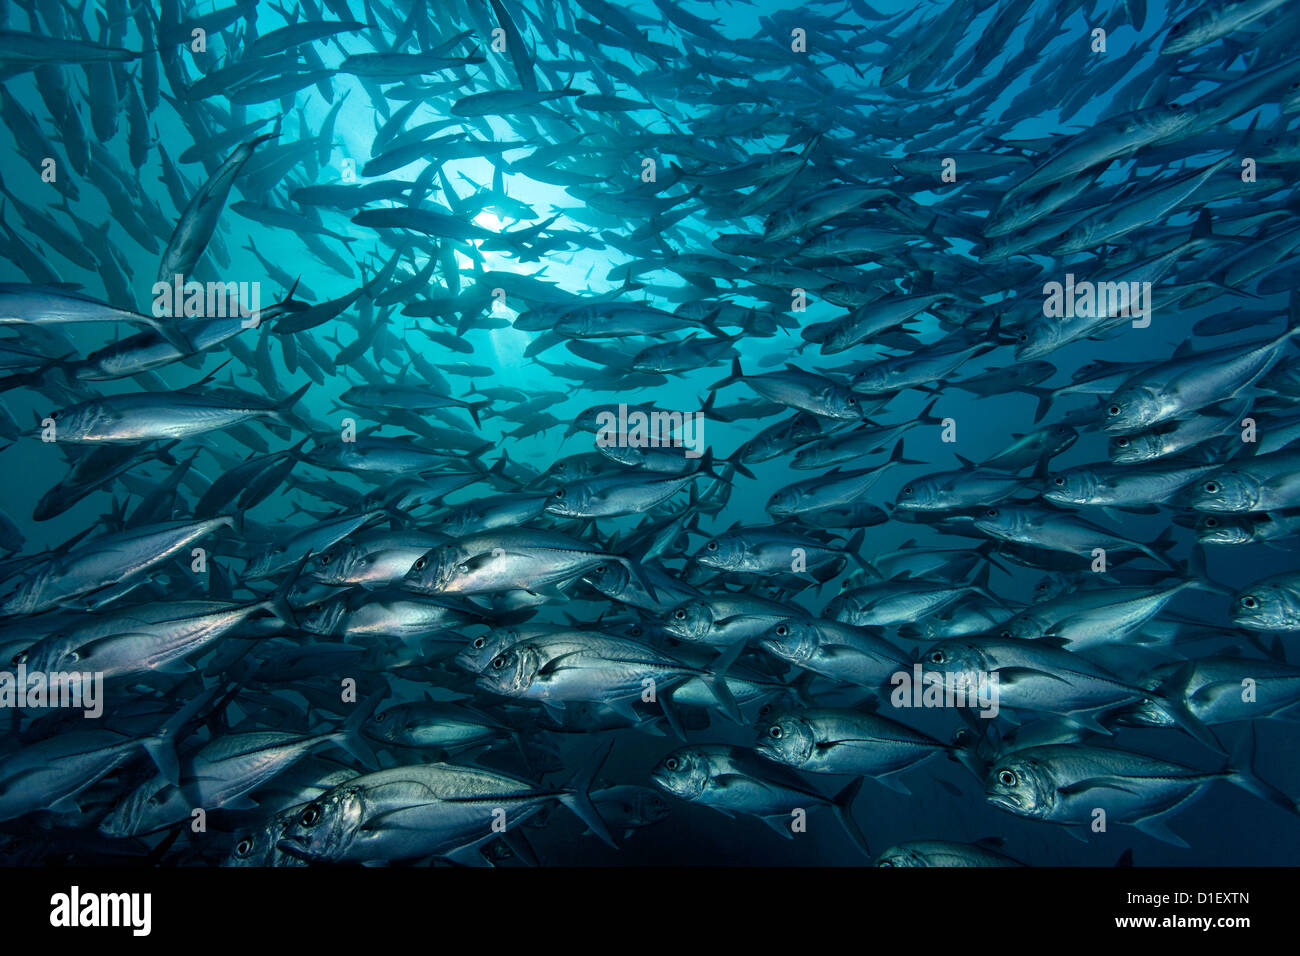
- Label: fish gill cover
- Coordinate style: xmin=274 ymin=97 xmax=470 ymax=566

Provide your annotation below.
xmin=0 ymin=0 xmax=1295 ymax=869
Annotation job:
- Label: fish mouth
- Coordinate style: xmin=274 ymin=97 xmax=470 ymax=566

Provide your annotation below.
xmin=475 ymin=674 xmax=509 ymax=694
xmin=753 ymin=741 xmax=780 ymax=762
xmin=984 ymin=791 xmax=1025 ymax=814
xmin=274 ymin=835 xmax=314 ymax=861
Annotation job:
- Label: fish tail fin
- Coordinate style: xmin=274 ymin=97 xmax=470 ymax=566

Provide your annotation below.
xmin=336 ymin=691 xmax=384 ymax=770
xmin=146 ymin=316 xmax=195 ymax=355
xmin=1023 ymin=385 xmax=1054 ymax=424
xmin=708 ymin=355 xmax=743 ymax=391
xmin=558 ymin=738 xmax=616 ymax=849
xmin=272 ymin=276 xmax=308 ymax=314
xmin=916 ymin=396 xmax=943 ymax=426
xmin=829 ymin=777 xmax=870 ymax=858
xmin=887 ymin=437 xmax=925 ymax=467
xmin=1138 ymin=526 xmax=1178 ymax=568
xmin=693 ymin=446 xmax=718 ymax=479
xmin=842 ymin=528 xmax=868 ymax=572
xmin=466 ymin=399 xmax=491 ymax=428
xmin=0 ymin=353 xmax=70 ymax=394
xmin=615 ymin=554 xmax=658 ymax=602
xmin=255 ymin=557 xmax=302 ymax=629
xmin=728 ymin=457 xmax=756 ymax=480
xmin=1226 ymin=723 xmax=1300 ymax=818
xmin=1149 ymin=661 xmax=1224 ymax=754
xmin=701 ymin=639 xmax=745 ymax=724
xmin=146 ymin=683 xmax=220 ymax=786
xmin=275 ymin=380 xmax=313 ymax=432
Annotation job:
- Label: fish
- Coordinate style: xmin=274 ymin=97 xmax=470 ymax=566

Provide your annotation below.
xmin=984 ymin=734 xmax=1298 ymax=846
xmin=650 ymin=744 xmax=870 ymax=855
xmin=275 ymin=745 xmax=614 ymax=865
xmin=875 ymin=839 xmax=1025 ymax=867
xmin=755 ymin=706 xmax=964 ymax=791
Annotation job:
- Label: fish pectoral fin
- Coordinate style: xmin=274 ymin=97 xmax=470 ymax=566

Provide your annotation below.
xmin=1057 ymin=776 xmax=1142 ymax=799
xmin=872 ymin=772 xmax=912 ymax=796
xmin=995 ymin=666 xmax=1072 ymax=687
xmin=219 ymin=795 xmax=260 ymax=811
xmin=757 ymin=814 xmax=796 ymax=840
xmin=710 ymin=772 xmax=756 ymax=793
xmin=819 ymin=644 xmax=866 ymax=659
xmin=152 ymin=658 xmax=197 ymax=674
xmin=1131 ymin=814 xmax=1191 ymax=849
xmin=536 ymin=651 xmax=587 ymax=675
xmin=523 ymin=582 xmax=571 ymax=599
xmin=603 ymin=696 xmax=642 ymax=722
xmin=47 ymin=795 xmax=83 ymax=815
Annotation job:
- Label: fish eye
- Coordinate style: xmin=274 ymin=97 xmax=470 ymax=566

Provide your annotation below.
xmin=674 ymin=609 xmax=686 ymax=620
xmin=997 ymin=769 xmax=1017 ymax=787
xmin=706 ymin=541 xmax=718 ymax=551
xmin=553 ymin=488 xmax=565 ymax=498
xmin=48 ymin=411 xmax=57 ymax=420
xmin=901 ymin=486 xmax=912 ymax=495
xmin=491 ymin=654 xmax=507 ymax=669
xmin=629 ymin=625 xmax=643 ymax=636
xmin=1108 ymin=405 xmax=1121 ymax=416
xmin=928 ymin=650 xmax=945 ymax=664
xmin=319 ymin=553 xmax=332 ymax=565
xmin=775 ymin=624 xmax=788 ymax=636
xmin=413 ymin=557 xmax=426 ymax=571
xmin=768 ymin=725 xmax=783 ymax=739
xmin=1052 ymin=477 xmax=1065 ymax=486
xmin=878 ymin=859 xmax=895 ymax=867
xmin=1115 ymin=438 xmax=1129 ymax=447
xmin=1203 ymin=518 xmax=1218 ymax=527
xmin=1204 ymin=481 xmax=1219 ymax=494
xmin=999 ymin=629 xmax=1012 ymax=639
xmin=1240 ymin=595 xmax=1258 ymax=609
xmin=473 ymin=637 xmax=486 ymax=648
xmin=234 ymin=838 xmax=254 ymax=858
xmin=67 ymin=651 xmax=79 ymax=664
xmin=375 ymin=712 xmax=387 ymax=722
xmin=299 ymin=804 xmax=322 ymax=828
xmin=985 ymin=508 xmax=998 ymax=517
xmin=664 ymin=757 xmax=680 ymax=771
xmin=10 ymin=651 xmax=26 ymax=667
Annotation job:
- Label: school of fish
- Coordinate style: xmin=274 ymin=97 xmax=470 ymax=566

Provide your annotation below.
xmin=0 ymin=0 xmax=1298 ymax=867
